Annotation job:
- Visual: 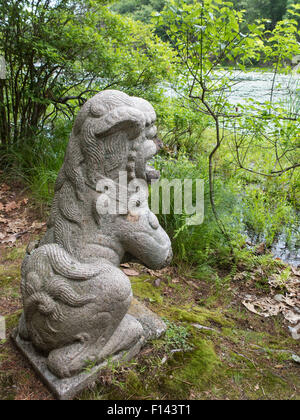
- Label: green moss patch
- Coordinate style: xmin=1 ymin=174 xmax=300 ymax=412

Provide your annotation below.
xmin=5 ymin=246 xmax=26 ymax=262
xmin=160 ymin=338 xmax=220 ymax=398
xmin=5 ymin=310 xmax=22 ymax=331
xmin=169 ymin=305 xmax=232 ymax=328
xmin=131 ymin=275 xmax=164 ymax=304
xmin=0 ymin=262 xmax=21 ymax=303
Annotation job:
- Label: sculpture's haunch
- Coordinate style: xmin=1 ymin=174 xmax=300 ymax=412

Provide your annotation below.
xmin=17 ymin=90 xmax=172 ymax=379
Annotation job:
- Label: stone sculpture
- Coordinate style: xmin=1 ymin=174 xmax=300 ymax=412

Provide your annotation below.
xmin=14 ymin=90 xmax=172 ymax=394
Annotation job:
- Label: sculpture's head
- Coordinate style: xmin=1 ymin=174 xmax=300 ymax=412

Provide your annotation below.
xmin=66 ymin=90 xmax=161 ymax=189
xmin=51 ymin=90 xmax=172 ymax=269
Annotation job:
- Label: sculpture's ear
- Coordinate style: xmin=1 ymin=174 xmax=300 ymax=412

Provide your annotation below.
xmin=93 ymin=106 xmax=146 ymax=140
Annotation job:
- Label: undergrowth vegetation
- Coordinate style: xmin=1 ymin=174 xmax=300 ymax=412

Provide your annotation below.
xmin=154 ymin=110 xmax=300 ymax=278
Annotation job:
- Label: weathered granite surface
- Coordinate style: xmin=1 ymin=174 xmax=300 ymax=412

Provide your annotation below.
xmin=12 ymin=298 xmax=165 ymax=400
xmin=15 ymin=90 xmax=172 ymax=396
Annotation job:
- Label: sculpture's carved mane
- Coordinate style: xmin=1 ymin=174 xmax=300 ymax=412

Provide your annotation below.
xmin=43 ymin=90 xmax=156 ymax=257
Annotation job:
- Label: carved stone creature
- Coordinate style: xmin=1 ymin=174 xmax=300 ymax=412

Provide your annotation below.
xmin=17 ymin=90 xmax=172 ymax=379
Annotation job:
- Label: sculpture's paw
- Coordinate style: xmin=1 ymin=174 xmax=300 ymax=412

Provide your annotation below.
xmin=96 ymin=314 xmax=144 ymax=361
xmin=18 ymin=312 xmax=30 ymax=341
xmin=47 ymin=334 xmax=92 ymax=379
xmin=47 ymin=315 xmax=144 ymax=379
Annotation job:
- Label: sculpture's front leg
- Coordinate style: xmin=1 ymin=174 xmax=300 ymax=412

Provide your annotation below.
xmin=117 ymin=210 xmax=173 ymax=270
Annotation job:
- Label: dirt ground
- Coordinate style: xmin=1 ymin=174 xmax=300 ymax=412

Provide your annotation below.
xmin=0 ymin=182 xmax=299 ymax=400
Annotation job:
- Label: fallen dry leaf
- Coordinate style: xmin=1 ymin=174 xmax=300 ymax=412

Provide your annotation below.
xmin=1 ymin=184 xmax=10 ymax=192
xmin=122 ymin=268 xmax=140 ymax=276
xmin=292 ymin=354 xmax=300 ymax=364
xmin=147 ymin=267 xmax=171 ymax=277
xmin=192 ymin=323 xmax=217 ymax=332
xmin=283 ymin=310 xmax=300 ymax=325
xmin=2 ymin=234 xmax=17 ymax=245
xmin=7 ymin=219 xmax=27 ymax=233
xmin=29 ymin=221 xmax=46 ymax=231
xmin=291 ymin=266 xmax=300 ymax=277
xmin=233 ymin=272 xmax=247 ymax=281
xmin=5 ymin=201 xmax=18 ymax=212
xmin=274 ymin=294 xmax=297 ymax=308
xmin=243 ymin=272 xmax=300 ymax=339
xmin=255 ymin=243 xmax=266 ymax=255
xmin=242 ymin=299 xmax=282 ymax=318
xmin=120 ymin=263 xmax=130 ymax=268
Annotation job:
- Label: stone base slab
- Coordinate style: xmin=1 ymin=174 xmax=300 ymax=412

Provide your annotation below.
xmin=11 ymin=298 xmax=166 ymax=400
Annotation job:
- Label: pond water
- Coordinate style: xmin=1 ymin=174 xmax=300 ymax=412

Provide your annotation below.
xmin=225 ymin=70 xmax=300 ymax=107
xmin=271 ymin=231 xmax=300 ymax=267
xmin=228 ymin=70 xmax=299 ymax=267
xmin=167 ymin=70 xmax=300 ymax=266
xmin=246 ymin=226 xmax=300 ymax=267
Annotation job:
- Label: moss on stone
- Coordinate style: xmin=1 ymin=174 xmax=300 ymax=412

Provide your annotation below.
xmin=131 ymin=275 xmax=164 ymax=304
xmin=5 ymin=246 xmax=26 ymax=262
xmin=5 ymin=310 xmax=22 ymax=330
xmin=160 ymin=337 xmax=220 ymax=398
xmin=123 ymin=370 xmax=145 ymax=396
xmin=0 ymin=263 xmax=21 ymax=298
xmin=169 ymin=305 xmax=232 ymax=328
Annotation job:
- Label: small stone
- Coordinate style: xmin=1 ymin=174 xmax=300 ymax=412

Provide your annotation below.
xmin=292 ymin=354 xmax=300 ymax=364
xmin=154 ymin=278 xmax=161 ymax=287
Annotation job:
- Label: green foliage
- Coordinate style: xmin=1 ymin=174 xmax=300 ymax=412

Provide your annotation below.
xmin=0 ymin=0 xmax=175 ymax=151
xmin=157 ymin=0 xmax=263 ymax=74
xmin=284 ymin=1 xmax=300 ymax=28
xmin=162 ymin=319 xmax=193 ymax=351
xmin=153 ymin=152 xmax=241 ymax=273
xmin=232 ymin=0 xmax=288 ymax=30
xmin=0 ymin=0 xmax=300 ymax=402
xmin=0 ymin=118 xmax=70 ymax=204
xmin=153 ymin=124 xmax=299 ymax=274
xmin=241 ymin=185 xmax=298 ymax=246
xmin=112 ymin=0 xmax=168 ymax=39
xmin=262 ymin=18 xmax=300 ymax=69
xmin=112 ymin=0 xmax=166 ymax=23
xmin=153 ymin=0 xmax=299 ymax=265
